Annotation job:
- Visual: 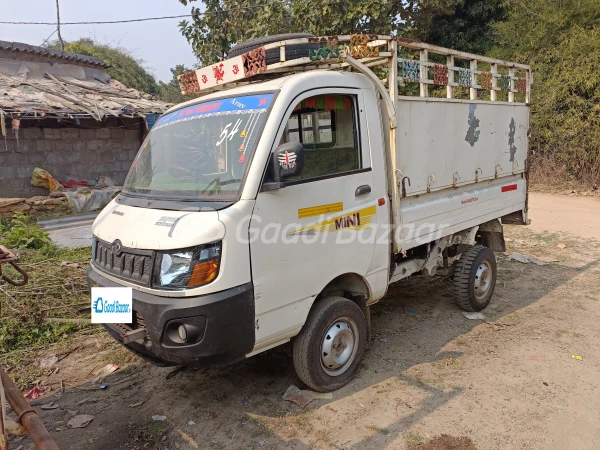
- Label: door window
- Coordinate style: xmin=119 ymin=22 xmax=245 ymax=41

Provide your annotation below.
xmin=278 ymin=94 xmax=361 ymax=181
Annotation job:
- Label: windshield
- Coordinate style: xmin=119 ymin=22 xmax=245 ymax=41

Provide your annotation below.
xmin=123 ymin=93 xmax=274 ymax=201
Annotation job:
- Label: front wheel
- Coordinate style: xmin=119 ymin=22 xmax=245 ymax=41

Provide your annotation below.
xmin=453 ymin=245 xmax=497 ymax=312
xmin=293 ymin=297 xmax=367 ymax=392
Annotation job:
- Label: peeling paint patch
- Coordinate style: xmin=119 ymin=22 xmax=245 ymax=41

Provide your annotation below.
xmin=465 ymin=104 xmax=480 ymax=147
xmin=508 ymin=117 xmax=517 ymax=162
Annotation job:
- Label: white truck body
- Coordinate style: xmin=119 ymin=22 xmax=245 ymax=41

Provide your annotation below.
xmin=88 ymin=35 xmax=531 ymax=390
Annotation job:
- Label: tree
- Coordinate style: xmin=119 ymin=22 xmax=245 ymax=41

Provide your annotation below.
xmin=158 ymin=65 xmax=194 ymax=103
xmin=419 ymin=0 xmax=506 ymax=54
xmin=493 ymin=0 xmax=600 ymax=181
xmin=177 ymin=0 xmax=461 ymax=65
xmin=51 ymin=38 xmax=160 ymax=96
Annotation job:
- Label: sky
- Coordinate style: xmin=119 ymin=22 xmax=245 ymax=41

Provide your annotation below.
xmin=1 ymin=0 xmax=199 ymax=82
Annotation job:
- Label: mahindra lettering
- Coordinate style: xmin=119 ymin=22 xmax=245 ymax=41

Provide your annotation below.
xmin=88 ymin=34 xmax=531 ymax=391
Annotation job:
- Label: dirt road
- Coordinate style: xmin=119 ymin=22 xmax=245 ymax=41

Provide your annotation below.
xmin=7 ymin=193 xmax=600 ymax=450
xmin=528 ymin=193 xmax=600 ymax=240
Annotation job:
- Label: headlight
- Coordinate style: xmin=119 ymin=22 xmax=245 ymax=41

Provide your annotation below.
xmin=153 ymin=242 xmax=221 ymax=289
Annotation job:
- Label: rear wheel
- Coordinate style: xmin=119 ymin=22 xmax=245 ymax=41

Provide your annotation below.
xmin=293 ymin=297 xmax=367 ymax=392
xmin=453 ymin=245 xmax=497 ymax=312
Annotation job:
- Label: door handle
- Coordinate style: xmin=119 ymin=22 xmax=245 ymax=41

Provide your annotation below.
xmin=355 ymin=185 xmax=371 ymax=196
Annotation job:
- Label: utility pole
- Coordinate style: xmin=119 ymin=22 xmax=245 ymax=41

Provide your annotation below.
xmin=56 ymin=0 xmax=65 ymax=51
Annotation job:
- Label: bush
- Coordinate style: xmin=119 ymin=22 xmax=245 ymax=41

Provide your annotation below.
xmin=493 ymin=0 xmax=600 ymax=183
xmin=0 ymin=213 xmax=51 ymax=250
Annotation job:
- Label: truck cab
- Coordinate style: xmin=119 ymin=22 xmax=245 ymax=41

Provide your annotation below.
xmin=88 ymin=35 xmax=530 ymax=391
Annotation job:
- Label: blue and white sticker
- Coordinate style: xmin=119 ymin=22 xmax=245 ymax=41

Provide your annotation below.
xmin=155 ymin=93 xmax=274 ymax=129
xmin=91 ymin=287 xmax=133 ymax=324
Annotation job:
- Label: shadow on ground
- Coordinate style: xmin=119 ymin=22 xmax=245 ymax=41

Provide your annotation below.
xmin=12 ymin=235 xmax=600 ymax=450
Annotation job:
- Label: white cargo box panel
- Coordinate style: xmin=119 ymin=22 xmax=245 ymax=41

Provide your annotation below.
xmin=396 ymin=98 xmax=529 ymax=196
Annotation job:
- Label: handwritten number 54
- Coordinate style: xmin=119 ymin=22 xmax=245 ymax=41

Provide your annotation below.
xmin=217 ymin=119 xmax=242 ymax=146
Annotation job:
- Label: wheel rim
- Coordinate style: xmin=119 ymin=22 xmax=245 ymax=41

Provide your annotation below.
xmin=474 ymin=261 xmax=493 ymax=299
xmin=320 ymin=317 xmax=359 ymax=377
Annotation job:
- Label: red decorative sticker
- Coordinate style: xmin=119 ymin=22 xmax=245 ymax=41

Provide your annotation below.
xmin=201 ymin=74 xmax=208 ymax=84
xmin=232 ymin=64 xmax=239 ymax=75
xmin=501 ymin=184 xmax=518 ymax=192
xmin=258 ymin=97 xmax=268 ymax=106
xmin=213 ymin=63 xmax=225 ymax=83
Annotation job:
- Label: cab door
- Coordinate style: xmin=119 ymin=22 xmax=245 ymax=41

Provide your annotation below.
xmin=249 ymin=89 xmax=380 ymax=349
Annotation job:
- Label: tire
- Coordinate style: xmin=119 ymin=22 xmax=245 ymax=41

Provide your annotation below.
xmin=453 ymin=245 xmax=497 ymax=312
xmin=293 ymin=296 xmax=367 ymax=392
xmin=226 ymin=33 xmax=319 ymax=65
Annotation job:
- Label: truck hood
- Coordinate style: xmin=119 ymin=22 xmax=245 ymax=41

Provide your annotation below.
xmin=92 ymin=200 xmax=226 ymax=250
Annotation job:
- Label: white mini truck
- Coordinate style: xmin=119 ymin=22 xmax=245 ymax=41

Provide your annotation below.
xmin=88 ymin=34 xmax=531 ymax=391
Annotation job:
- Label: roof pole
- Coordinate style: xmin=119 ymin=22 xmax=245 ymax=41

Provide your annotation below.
xmin=56 ymin=0 xmax=65 ymax=51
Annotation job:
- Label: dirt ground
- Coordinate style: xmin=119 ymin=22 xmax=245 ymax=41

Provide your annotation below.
xmin=6 ymin=193 xmax=600 ymax=450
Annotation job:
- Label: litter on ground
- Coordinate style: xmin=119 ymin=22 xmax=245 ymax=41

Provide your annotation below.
xmin=462 ymin=311 xmax=486 ymax=320
xmin=282 ymin=385 xmax=315 ymax=408
xmin=67 ymin=415 xmax=94 ymax=429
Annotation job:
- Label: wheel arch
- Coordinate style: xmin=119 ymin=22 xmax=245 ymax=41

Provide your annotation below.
xmin=312 ymin=272 xmax=372 ymax=339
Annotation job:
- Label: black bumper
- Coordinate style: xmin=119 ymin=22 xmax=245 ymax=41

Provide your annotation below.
xmin=87 ymin=268 xmax=255 ymax=367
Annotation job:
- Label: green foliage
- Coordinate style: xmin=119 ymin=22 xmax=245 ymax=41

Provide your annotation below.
xmin=177 ymin=0 xmax=461 ymax=65
xmin=493 ymin=0 xmax=600 ymax=181
xmin=158 ymin=64 xmax=195 ymax=104
xmin=420 ymin=0 xmax=506 ymax=54
xmin=51 ymin=38 xmax=160 ymax=96
xmin=0 ymin=245 xmax=93 ymax=354
xmin=0 ymin=213 xmax=51 ymax=250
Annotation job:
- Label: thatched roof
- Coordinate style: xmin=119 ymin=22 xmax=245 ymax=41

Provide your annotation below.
xmin=0 ymin=41 xmax=170 ymax=120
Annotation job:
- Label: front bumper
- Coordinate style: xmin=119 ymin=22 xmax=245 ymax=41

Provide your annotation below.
xmin=87 ymin=267 xmax=255 ymax=367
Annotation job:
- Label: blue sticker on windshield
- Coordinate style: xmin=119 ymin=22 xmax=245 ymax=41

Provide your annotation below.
xmin=156 ymin=94 xmax=274 ymax=128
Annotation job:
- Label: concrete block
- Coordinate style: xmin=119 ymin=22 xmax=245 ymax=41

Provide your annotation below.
xmin=72 ymin=141 xmax=86 ymax=152
xmin=0 ymin=166 xmax=17 ymax=180
xmin=88 ymin=140 xmax=104 ymax=151
xmin=110 ymin=128 xmax=126 ymax=139
xmin=47 ymin=153 xmax=66 ymax=164
xmin=116 ymin=151 xmax=131 ymax=161
xmin=5 ymin=152 xmax=25 ymax=165
xmin=96 ymin=128 xmax=111 ymax=139
xmin=60 ymin=128 xmax=80 ymax=140
xmin=23 ymin=128 xmax=42 ymax=139
xmin=35 ymin=140 xmax=53 ymax=152
xmin=43 ymin=128 xmax=62 ymax=140
xmin=53 ymin=141 xmax=73 ymax=153
xmin=17 ymin=165 xmax=36 ymax=179
xmin=66 ymin=152 xmax=81 ymax=163
xmin=14 ymin=139 xmax=36 ymax=153
xmin=27 ymin=152 xmax=47 ymax=165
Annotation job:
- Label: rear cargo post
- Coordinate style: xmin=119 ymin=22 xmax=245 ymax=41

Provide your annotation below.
xmin=388 ymin=39 xmax=402 ymax=254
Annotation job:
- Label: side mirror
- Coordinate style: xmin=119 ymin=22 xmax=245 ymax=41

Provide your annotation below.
xmin=272 ymin=142 xmax=305 ymax=182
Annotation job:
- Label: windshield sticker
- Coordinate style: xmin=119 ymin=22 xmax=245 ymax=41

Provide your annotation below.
xmin=236 ymin=112 xmax=261 ymax=162
xmin=155 ymin=94 xmax=274 ymax=129
xmin=216 ymin=118 xmax=243 ymax=146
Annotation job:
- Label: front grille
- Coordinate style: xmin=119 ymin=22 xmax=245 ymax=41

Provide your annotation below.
xmin=93 ymin=238 xmax=154 ymax=286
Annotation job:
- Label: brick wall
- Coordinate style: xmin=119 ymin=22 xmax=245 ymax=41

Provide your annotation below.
xmin=0 ymin=124 xmax=141 ymax=197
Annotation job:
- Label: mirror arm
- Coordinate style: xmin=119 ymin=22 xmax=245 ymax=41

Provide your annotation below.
xmin=260 ymin=181 xmax=285 ymax=192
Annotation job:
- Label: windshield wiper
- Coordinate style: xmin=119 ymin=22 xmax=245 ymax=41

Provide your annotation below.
xmin=200 ymin=177 xmax=221 ymax=195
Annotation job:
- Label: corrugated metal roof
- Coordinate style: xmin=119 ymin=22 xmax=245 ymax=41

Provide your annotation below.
xmin=0 ymin=41 xmax=108 ymax=68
